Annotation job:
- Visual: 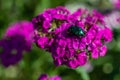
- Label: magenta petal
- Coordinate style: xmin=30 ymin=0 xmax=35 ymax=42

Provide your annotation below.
xmin=91 ymin=48 xmax=99 ymax=59
xmin=37 ymin=37 xmax=48 ymax=48
xmin=77 ymin=52 xmax=87 ymax=66
xmin=103 ymin=27 xmax=113 ymax=42
xmin=67 ymin=59 xmax=78 ymax=68
xmin=100 ymin=45 xmax=107 ymax=56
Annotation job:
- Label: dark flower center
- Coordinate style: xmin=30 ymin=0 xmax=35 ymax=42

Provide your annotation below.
xmin=11 ymin=49 xmax=17 ymax=55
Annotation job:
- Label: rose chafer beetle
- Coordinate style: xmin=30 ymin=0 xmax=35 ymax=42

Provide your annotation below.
xmin=68 ymin=26 xmax=85 ymax=36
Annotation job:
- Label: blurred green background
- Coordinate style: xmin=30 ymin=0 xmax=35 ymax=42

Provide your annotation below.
xmin=0 ymin=0 xmax=120 ymax=80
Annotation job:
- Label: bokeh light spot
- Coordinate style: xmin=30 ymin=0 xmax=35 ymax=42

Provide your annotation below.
xmin=103 ymin=63 xmax=113 ymax=74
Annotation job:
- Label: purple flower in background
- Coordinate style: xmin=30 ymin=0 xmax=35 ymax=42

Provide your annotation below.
xmin=104 ymin=11 xmax=120 ymax=28
xmin=38 ymin=74 xmax=48 ymax=80
xmin=4 ymin=21 xmax=34 ymax=45
xmin=0 ymin=35 xmax=25 ymax=67
xmin=0 ymin=21 xmax=34 ymax=67
xmin=111 ymin=0 xmax=120 ymax=9
xmin=38 ymin=74 xmax=61 ymax=80
xmin=50 ymin=75 xmax=61 ymax=80
xmin=32 ymin=6 xmax=113 ymax=68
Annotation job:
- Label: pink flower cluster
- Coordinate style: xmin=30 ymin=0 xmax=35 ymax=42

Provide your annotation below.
xmin=38 ymin=74 xmax=61 ymax=80
xmin=32 ymin=6 xmax=113 ymax=68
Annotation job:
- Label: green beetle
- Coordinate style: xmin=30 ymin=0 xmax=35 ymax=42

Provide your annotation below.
xmin=68 ymin=26 xmax=85 ymax=36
